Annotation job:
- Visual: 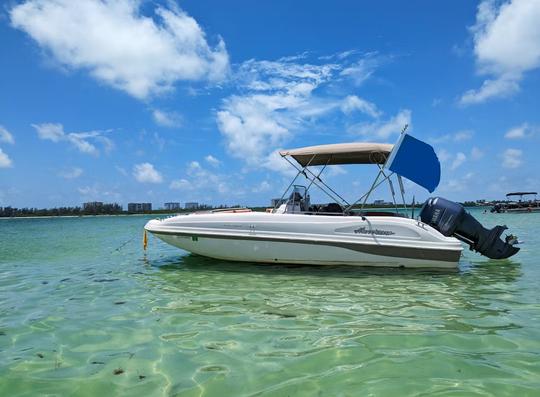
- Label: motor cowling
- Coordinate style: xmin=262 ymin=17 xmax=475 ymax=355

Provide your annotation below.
xmin=419 ymin=197 xmax=519 ymax=260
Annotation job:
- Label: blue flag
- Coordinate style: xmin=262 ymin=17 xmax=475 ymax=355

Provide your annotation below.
xmin=385 ymin=134 xmax=440 ymax=193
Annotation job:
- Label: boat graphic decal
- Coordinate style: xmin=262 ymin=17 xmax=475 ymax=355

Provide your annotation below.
xmin=353 ymin=227 xmax=395 ymax=236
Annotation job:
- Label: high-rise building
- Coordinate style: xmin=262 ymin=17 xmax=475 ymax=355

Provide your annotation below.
xmin=83 ymin=201 xmax=103 ymax=211
xmin=128 ymin=202 xmax=152 ymax=212
xmin=164 ymin=202 xmax=180 ymax=210
xmin=185 ymin=202 xmax=199 ymax=210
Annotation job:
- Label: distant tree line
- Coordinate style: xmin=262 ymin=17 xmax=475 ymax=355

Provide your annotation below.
xmin=0 ymin=203 xmax=123 ymax=217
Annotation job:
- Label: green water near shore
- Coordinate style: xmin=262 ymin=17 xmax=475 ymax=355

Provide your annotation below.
xmin=1 ymin=210 xmax=539 ymax=396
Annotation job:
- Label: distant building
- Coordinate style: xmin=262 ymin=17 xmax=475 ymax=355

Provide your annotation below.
xmin=185 ymin=202 xmax=199 ymax=210
xmin=83 ymin=201 xmax=103 ymax=211
xmin=373 ymin=199 xmax=392 ymax=206
xmin=164 ymin=202 xmax=180 ymax=210
xmin=128 ymin=202 xmax=152 ymax=212
xmin=271 ymin=198 xmax=286 ymax=207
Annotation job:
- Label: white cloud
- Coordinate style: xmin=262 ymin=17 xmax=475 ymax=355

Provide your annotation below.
xmin=77 ymin=184 xmax=122 ymax=201
xmin=183 ymin=161 xmax=229 ymax=194
xmin=77 ymin=186 xmax=98 ymax=196
xmin=471 ymin=147 xmax=484 ymax=160
xmin=349 ymin=109 xmax=411 ymax=139
xmin=504 ymin=123 xmax=534 ymax=139
xmin=115 ymin=166 xmax=128 ymax=176
xmin=252 ymin=180 xmax=271 ymax=193
xmin=502 ymin=148 xmax=523 ymax=168
xmin=440 ymin=172 xmax=475 ymax=192
xmin=34 ymin=122 xmax=64 ymax=141
xmin=0 ymin=126 xmax=15 ymax=144
xmin=32 ymin=123 xmax=112 ymax=155
xmin=169 ymin=160 xmax=248 ymax=199
xmin=217 ymin=58 xmax=340 ymax=167
xmin=437 ymin=148 xmax=451 ymax=163
xmin=0 ymin=148 xmax=13 ymax=168
xmin=340 ymin=95 xmax=380 ymax=118
xmin=152 ymin=109 xmax=182 ymax=128
xmin=431 ymin=130 xmax=473 ymax=143
xmin=460 ymin=0 xmax=540 ymax=105
xmin=58 ymin=167 xmax=83 ymax=179
xmin=326 ymin=165 xmax=347 ymax=177
xmin=205 ymin=155 xmax=221 ymax=167
xmin=454 ymin=130 xmax=473 ymax=142
xmin=460 ymin=76 xmax=520 ymax=105
xmin=133 ymin=162 xmax=163 ymax=183
xmin=169 ymin=178 xmax=192 ymax=190
xmin=216 ymin=54 xmax=384 ymax=171
xmin=451 ymin=152 xmax=467 ymax=170
xmin=10 ymin=0 xmax=229 ymax=100
xmin=339 ymin=56 xmax=380 ymax=86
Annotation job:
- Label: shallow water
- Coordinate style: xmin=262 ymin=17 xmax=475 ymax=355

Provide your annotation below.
xmin=1 ymin=210 xmax=539 ymax=396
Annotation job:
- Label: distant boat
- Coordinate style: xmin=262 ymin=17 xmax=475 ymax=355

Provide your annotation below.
xmin=491 ymin=192 xmax=540 ymax=213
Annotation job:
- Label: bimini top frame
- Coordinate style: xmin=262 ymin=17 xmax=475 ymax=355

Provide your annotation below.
xmin=275 ymin=140 xmax=408 ymax=215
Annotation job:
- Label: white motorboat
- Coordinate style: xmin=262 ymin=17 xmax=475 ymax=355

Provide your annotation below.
xmin=145 ymin=132 xmax=519 ymax=268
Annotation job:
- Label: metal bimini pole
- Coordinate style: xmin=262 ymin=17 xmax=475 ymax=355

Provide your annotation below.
xmin=397 ymin=175 xmax=408 ymax=213
xmin=343 ymin=170 xmax=394 ymax=213
xmin=376 ymin=165 xmax=400 ymax=214
xmin=301 ymin=164 xmax=351 ymax=206
xmin=305 ymin=159 xmax=330 ymax=194
xmin=272 ymin=155 xmax=315 ymax=211
xmin=283 ymin=156 xmax=349 ymax=206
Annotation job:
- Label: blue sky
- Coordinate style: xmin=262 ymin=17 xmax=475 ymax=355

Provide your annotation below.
xmin=1 ymin=0 xmax=539 ymax=208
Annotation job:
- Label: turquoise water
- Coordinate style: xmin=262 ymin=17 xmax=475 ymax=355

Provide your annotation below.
xmin=1 ymin=210 xmax=539 ymax=396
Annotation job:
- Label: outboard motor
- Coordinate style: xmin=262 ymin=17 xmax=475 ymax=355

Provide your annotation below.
xmin=419 ymin=197 xmax=519 ymax=260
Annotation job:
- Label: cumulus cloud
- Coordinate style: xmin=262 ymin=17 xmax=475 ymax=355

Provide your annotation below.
xmin=502 ymin=148 xmax=523 ymax=168
xmin=216 ymin=58 xmax=341 ymax=167
xmin=32 ymin=123 xmax=112 ymax=155
xmin=216 ymin=53 xmax=387 ymax=171
xmin=340 ymin=95 xmax=380 ymax=118
xmin=460 ymin=0 xmax=540 ymax=105
xmin=349 ymin=109 xmax=411 ymax=139
xmin=0 ymin=148 xmax=13 ymax=168
xmin=451 ymin=152 xmax=467 ymax=170
xmin=0 ymin=126 xmax=15 ymax=144
xmin=58 ymin=167 xmax=83 ymax=179
xmin=10 ymin=0 xmax=229 ymax=99
xmin=152 ymin=109 xmax=182 ymax=128
xmin=133 ymin=162 xmax=163 ymax=183
xmin=504 ymin=123 xmax=534 ymax=139
xmin=205 ymin=155 xmax=221 ymax=167
xmin=170 ymin=160 xmax=244 ymax=198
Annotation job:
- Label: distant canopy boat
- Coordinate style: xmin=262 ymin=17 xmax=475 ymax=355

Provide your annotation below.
xmin=491 ymin=192 xmax=540 ymax=213
xmin=145 ymin=129 xmax=520 ymax=268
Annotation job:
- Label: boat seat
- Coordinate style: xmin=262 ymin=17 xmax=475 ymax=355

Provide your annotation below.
xmin=306 ymin=203 xmax=343 ymax=215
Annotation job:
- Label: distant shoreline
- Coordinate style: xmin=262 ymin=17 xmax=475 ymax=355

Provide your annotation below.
xmin=0 ymin=213 xmax=175 ymax=220
xmin=0 ymin=205 xmax=491 ymax=219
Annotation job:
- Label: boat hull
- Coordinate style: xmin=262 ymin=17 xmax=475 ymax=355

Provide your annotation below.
xmin=145 ymin=212 xmax=462 ymax=269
